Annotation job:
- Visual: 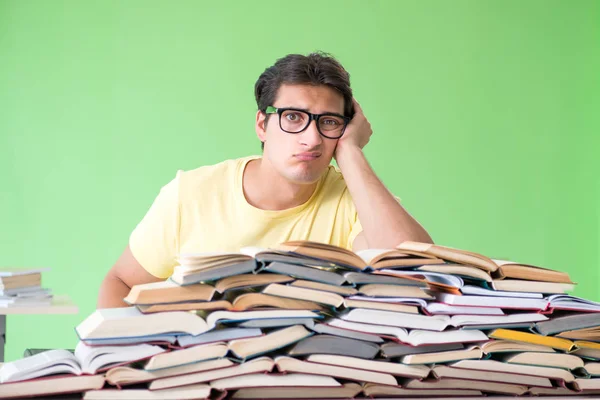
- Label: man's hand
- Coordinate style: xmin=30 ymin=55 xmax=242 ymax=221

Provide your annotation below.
xmin=335 ymin=99 xmax=372 ymax=160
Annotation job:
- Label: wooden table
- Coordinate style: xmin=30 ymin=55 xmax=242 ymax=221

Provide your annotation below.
xmin=0 ymin=295 xmax=78 ymax=361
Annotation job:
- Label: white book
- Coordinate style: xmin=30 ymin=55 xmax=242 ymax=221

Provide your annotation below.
xmin=547 ymin=294 xmax=600 ymax=312
xmin=76 ymin=307 xmax=318 ymax=340
xmin=0 ymin=342 xmax=164 ymax=383
xmin=340 ymin=308 xmax=547 ymax=331
xmin=177 ymin=328 xmax=262 ymax=348
xmin=461 ymin=285 xmax=543 ymax=298
xmin=328 ymin=319 xmax=488 ymax=346
xmin=435 ymin=292 xmax=548 ymax=310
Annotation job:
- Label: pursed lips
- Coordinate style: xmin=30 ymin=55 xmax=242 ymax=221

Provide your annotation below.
xmin=294 ymin=152 xmax=321 ymax=161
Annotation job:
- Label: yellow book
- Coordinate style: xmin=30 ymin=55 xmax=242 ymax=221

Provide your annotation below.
xmin=576 ymin=341 xmax=600 ymax=350
xmin=489 ymin=329 xmax=576 ymax=352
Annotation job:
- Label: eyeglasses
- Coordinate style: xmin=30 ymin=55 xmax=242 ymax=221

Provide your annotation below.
xmin=265 ymin=106 xmax=350 ymax=139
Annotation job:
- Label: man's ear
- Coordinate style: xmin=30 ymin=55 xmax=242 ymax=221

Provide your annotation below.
xmin=255 ymin=110 xmax=268 ymax=143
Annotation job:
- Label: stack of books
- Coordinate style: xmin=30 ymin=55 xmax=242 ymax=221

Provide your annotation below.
xmin=0 ymin=268 xmax=52 ymax=309
xmin=1 ymin=241 xmax=600 ymax=399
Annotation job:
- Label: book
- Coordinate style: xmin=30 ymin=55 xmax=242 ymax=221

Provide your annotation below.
xmin=361 ymin=385 xmax=483 ymax=397
xmin=327 ymin=318 xmax=488 ymax=346
xmin=574 ymin=378 xmax=600 ymax=391
xmin=533 ymin=313 xmax=600 ymax=336
xmin=380 ymin=342 xmax=464 ymax=358
xmin=149 ymin=357 xmax=274 ymax=390
xmin=231 ymin=293 xmax=325 ymax=311
xmin=403 ymin=378 xmax=528 ymax=395
xmin=431 ymin=364 xmax=552 ymax=387
xmin=210 ymin=372 xmax=341 ymax=390
xmin=237 ymin=317 xmax=316 ymax=329
xmin=417 ymin=263 xmax=492 ymax=282
xmin=214 ymin=273 xmax=294 ymax=293
xmin=228 ymin=325 xmax=312 ymax=360
xmin=83 ymin=384 xmax=211 ymax=400
xmin=288 ymin=335 xmax=380 ymax=359
xmin=106 ymin=358 xmax=234 ymax=387
xmin=143 ymin=342 xmax=228 ymax=370
xmin=374 ymin=269 xmax=465 ymax=289
xmin=340 ymin=308 xmax=547 ymax=331
xmin=343 ymin=297 xmax=419 ymax=314
xmin=232 ymin=382 xmax=361 ymax=399
xmin=307 ymin=354 xmax=430 ymax=378
xmin=489 ymin=328 xmax=576 ymax=352
xmin=423 ymin=302 xmax=505 ymax=315
xmin=546 ymin=294 xmax=600 ymax=312
xmin=356 ymin=248 xmax=444 ymax=269
xmin=176 ymin=328 xmax=263 ymax=348
xmin=289 ymin=280 xmax=357 ymax=296
xmin=260 ymin=262 xmax=345 ymax=285
xmin=136 ymin=300 xmax=232 ymax=314
xmin=586 ymin=362 xmax=600 ymax=376
xmin=358 ymin=284 xmax=433 ymax=298
xmin=344 ymin=271 xmax=427 ymax=287
xmin=171 ymin=259 xmax=256 ymax=285
xmin=491 ymin=259 xmax=573 ymax=283
xmin=500 ymin=351 xmax=584 ymax=370
xmin=76 ymin=307 xmax=211 ymax=340
xmin=273 ymin=241 xmax=371 ymax=270
xmin=273 ymin=356 xmax=397 ymax=385
xmin=0 ymin=374 xmax=104 ymax=399
xmin=0 ymin=342 xmax=164 ymax=383
xmin=491 ymin=279 xmax=575 ymax=293
xmin=448 ymin=359 xmax=576 ymax=383
xmin=397 ymin=241 xmax=499 ymax=272
xmin=262 ymin=283 xmax=344 ymax=308
xmin=81 ymin=334 xmax=178 ymax=347
xmin=480 ymin=339 xmax=557 ymax=354
xmin=76 ymin=307 xmax=319 ymax=340
xmin=311 ymin=323 xmax=384 ymax=343
xmin=434 ymin=292 xmax=548 ymax=310
xmin=460 ymin=284 xmax=544 ymax=298
xmin=0 ymin=273 xmax=41 ymax=290
xmin=557 ymin=326 xmax=600 ymax=341
xmin=346 ymin=295 xmax=428 ymax=307
xmin=400 ymin=346 xmax=483 ymax=364
xmin=123 ymin=281 xmax=215 ymax=305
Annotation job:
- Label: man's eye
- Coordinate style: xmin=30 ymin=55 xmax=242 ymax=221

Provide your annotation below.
xmin=286 ymin=113 xmax=302 ymax=121
xmin=322 ymin=118 xmax=340 ymax=126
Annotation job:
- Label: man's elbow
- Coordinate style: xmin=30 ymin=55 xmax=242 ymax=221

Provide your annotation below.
xmin=97 ymin=270 xmax=131 ymax=309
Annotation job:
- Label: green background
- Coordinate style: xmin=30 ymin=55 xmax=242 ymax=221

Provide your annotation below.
xmin=0 ymin=0 xmax=598 ymax=362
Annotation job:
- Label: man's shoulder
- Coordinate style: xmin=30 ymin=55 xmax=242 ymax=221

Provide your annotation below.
xmin=177 ymin=155 xmax=258 ymax=187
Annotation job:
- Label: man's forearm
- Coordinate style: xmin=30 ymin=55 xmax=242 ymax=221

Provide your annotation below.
xmin=336 ymin=146 xmax=433 ymax=248
xmin=97 ymin=274 xmax=131 ymax=308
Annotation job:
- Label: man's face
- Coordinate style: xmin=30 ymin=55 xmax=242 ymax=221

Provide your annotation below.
xmin=256 ymin=84 xmax=344 ymax=185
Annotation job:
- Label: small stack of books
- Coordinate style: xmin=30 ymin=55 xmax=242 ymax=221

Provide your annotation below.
xmin=0 ymin=268 xmax=52 ymax=309
xmin=1 ymin=241 xmax=599 ymax=399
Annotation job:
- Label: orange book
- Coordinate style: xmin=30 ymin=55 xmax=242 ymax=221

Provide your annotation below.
xmin=489 ymin=329 xmax=576 ymax=352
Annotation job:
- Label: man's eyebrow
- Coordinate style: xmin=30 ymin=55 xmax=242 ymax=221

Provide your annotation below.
xmin=282 ymin=106 xmax=345 ymax=116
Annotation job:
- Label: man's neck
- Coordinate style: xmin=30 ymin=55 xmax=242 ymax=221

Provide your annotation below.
xmin=242 ymin=157 xmax=320 ymax=211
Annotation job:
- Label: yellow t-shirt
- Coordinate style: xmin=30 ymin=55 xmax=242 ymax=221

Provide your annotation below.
xmin=129 ymin=156 xmax=363 ymax=278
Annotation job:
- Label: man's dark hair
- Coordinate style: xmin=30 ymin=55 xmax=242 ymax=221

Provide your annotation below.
xmin=254 ymin=52 xmax=355 ymax=150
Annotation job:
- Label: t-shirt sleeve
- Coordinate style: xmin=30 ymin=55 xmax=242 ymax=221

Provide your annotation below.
xmin=346 ymin=194 xmax=402 ymax=250
xmin=129 ymin=171 xmax=182 ymax=279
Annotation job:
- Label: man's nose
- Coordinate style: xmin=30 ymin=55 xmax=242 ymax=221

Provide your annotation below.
xmin=299 ymin=119 xmax=323 ymax=147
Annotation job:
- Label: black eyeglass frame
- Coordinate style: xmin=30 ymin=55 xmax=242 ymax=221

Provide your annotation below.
xmin=265 ymin=106 xmax=351 ymax=139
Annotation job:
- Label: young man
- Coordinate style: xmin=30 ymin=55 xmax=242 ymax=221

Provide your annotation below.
xmin=97 ymin=52 xmax=433 ymax=308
